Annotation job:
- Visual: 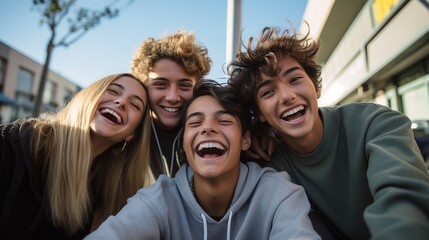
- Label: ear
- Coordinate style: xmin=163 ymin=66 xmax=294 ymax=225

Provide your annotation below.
xmin=241 ymin=130 xmax=251 ymax=151
xmin=258 ymin=115 xmax=266 ymax=123
xmin=125 ymin=134 xmax=134 ymax=142
xmin=316 ymin=86 xmax=321 ymax=99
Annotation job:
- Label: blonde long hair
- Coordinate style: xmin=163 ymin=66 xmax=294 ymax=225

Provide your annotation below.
xmin=32 ymin=73 xmax=153 ymax=234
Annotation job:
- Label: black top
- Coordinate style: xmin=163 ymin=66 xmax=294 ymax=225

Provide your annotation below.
xmin=149 ymin=125 xmax=182 ymax=178
xmin=0 ymin=120 xmax=91 ymax=239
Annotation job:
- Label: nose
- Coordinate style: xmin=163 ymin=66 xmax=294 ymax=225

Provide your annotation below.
xmin=114 ymin=99 xmax=126 ymax=110
xmin=278 ymin=81 xmax=296 ymax=104
xmin=165 ymin=87 xmax=180 ymax=103
xmin=201 ymin=121 xmax=217 ymax=135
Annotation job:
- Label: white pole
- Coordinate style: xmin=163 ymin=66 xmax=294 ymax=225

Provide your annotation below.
xmin=226 ymin=0 xmax=242 ymax=70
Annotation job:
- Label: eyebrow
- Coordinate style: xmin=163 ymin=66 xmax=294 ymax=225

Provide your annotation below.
xmin=111 ymin=82 xmax=146 ymax=106
xmin=151 ymin=77 xmax=194 ymax=83
xmin=257 ymin=66 xmax=302 ymax=91
xmin=186 ymin=110 xmax=231 ymax=121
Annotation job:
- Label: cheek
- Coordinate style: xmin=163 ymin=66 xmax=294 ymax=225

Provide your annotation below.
xmin=183 ymin=130 xmax=196 ymax=157
xmin=257 ymin=100 xmax=272 ymax=115
xmin=129 ymin=112 xmax=143 ymax=129
xmin=148 ymin=91 xmax=161 ymax=104
xmin=98 ymin=94 xmax=110 ymax=104
xmin=180 ymin=91 xmax=193 ymax=101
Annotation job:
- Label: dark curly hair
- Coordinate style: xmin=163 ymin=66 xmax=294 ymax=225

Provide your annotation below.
xmin=227 ymin=26 xmax=322 ymax=116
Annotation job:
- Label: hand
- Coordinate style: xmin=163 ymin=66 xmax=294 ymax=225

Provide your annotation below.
xmin=245 ymin=133 xmax=275 ymax=161
xmin=245 ymin=126 xmax=276 ymax=161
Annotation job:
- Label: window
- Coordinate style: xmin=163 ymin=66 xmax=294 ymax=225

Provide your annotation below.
xmin=44 ymin=80 xmax=57 ymax=105
xmin=63 ymin=87 xmax=73 ymax=105
xmin=15 ymin=67 xmax=34 ymax=103
xmin=0 ymin=58 xmax=6 ymax=90
xmin=15 ymin=67 xmax=34 ymax=118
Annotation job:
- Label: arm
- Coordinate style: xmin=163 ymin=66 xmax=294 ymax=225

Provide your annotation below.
xmin=85 ymin=190 xmax=163 ymax=240
xmin=365 ymin=109 xmax=429 ymax=238
xmin=246 ymin=122 xmax=276 ymax=161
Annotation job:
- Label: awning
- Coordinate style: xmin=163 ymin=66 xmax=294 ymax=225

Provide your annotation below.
xmin=0 ymin=93 xmax=17 ymax=107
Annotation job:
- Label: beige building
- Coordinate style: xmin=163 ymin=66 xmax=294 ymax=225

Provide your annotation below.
xmin=0 ymin=41 xmax=81 ymax=123
xmin=301 ymin=0 xmax=429 ymax=121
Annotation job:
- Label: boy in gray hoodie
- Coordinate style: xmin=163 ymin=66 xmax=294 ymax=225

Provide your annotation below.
xmin=85 ymin=79 xmax=320 ymax=240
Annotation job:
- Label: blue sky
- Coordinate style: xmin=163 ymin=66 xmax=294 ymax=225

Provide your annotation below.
xmin=0 ymin=0 xmax=307 ymax=87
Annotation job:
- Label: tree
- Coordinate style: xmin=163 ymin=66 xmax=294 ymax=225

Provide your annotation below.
xmin=32 ymin=0 xmax=132 ymax=116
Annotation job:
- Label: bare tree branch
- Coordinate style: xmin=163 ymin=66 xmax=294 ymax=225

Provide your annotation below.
xmin=31 ymin=0 xmax=133 ymax=116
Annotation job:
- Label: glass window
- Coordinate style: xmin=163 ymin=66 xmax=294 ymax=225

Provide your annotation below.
xmin=63 ymin=87 xmax=73 ymax=105
xmin=44 ymin=80 xmax=57 ymax=104
xmin=16 ymin=67 xmax=33 ymax=92
xmin=16 ymin=67 xmax=34 ymax=102
xmin=0 ymin=58 xmax=6 ymax=89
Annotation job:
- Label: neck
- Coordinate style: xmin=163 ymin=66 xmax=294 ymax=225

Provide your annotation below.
xmin=90 ymin=133 xmax=112 ymax=158
xmin=193 ymin=170 xmax=239 ymax=217
xmin=153 ymin=117 xmax=181 ymax=134
xmin=281 ymin=114 xmax=324 ymax=154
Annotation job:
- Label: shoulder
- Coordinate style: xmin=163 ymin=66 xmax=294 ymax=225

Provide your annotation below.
xmin=245 ymin=162 xmax=299 ymax=190
xmin=250 ymin=168 xmax=307 ymax=206
xmin=136 ymin=175 xmax=179 ymax=200
xmin=0 ymin=119 xmax=38 ymax=144
xmin=322 ymin=102 xmax=408 ymax=125
xmin=322 ymin=102 xmax=393 ymax=115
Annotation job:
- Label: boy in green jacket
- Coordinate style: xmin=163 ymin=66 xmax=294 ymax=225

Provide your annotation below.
xmin=227 ymin=26 xmax=429 ymax=239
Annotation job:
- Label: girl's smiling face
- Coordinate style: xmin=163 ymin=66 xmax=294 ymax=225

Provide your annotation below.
xmin=91 ymin=76 xmax=148 ymax=147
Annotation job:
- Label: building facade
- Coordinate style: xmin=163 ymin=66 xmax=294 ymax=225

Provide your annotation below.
xmin=0 ymin=41 xmax=81 ymax=123
xmin=301 ymin=0 xmax=429 ymax=121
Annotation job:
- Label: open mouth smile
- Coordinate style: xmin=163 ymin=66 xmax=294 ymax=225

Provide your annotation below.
xmin=281 ymin=105 xmax=305 ymax=121
xmin=100 ymin=108 xmax=123 ymax=125
xmin=195 ymin=141 xmax=227 ymax=158
xmin=162 ymin=106 xmax=180 ymax=113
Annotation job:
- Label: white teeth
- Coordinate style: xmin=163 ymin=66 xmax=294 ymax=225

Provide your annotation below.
xmin=282 ymin=105 xmax=304 ymax=118
xmin=197 ymin=142 xmax=225 ymax=151
xmin=163 ymin=107 xmax=179 ymax=113
xmin=100 ymin=108 xmax=122 ymax=124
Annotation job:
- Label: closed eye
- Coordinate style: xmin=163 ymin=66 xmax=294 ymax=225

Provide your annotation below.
xmin=108 ymin=88 xmax=119 ymax=95
xmin=187 ymin=120 xmax=202 ymax=127
xmin=131 ymin=102 xmax=141 ymax=111
xmin=217 ymin=113 xmax=236 ymax=125
xmin=218 ymin=119 xmax=233 ymax=125
xmin=151 ymin=81 xmax=168 ymax=89
xmin=179 ymin=83 xmax=193 ymax=90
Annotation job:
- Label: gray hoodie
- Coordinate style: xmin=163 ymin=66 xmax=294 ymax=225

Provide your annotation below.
xmin=85 ymin=162 xmax=320 ymax=240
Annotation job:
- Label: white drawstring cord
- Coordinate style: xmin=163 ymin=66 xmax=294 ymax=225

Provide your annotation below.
xmin=226 ymin=211 xmax=233 ymax=240
xmin=201 ymin=213 xmax=207 ymax=240
xmin=151 ymin=120 xmax=181 ymax=177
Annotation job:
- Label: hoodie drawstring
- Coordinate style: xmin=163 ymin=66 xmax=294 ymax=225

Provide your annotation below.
xmin=200 ymin=211 xmax=233 ymax=240
xmin=201 ymin=213 xmax=207 ymax=240
xmin=227 ymin=211 xmax=232 ymax=240
xmin=151 ymin=120 xmax=181 ymax=177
